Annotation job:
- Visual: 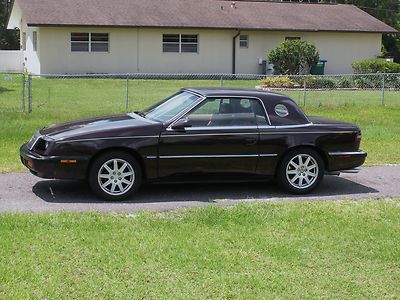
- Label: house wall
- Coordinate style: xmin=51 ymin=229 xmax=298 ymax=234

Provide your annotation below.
xmin=39 ymin=27 xmax=234 ymax=74
xmin=35 ymin=27 xmax=381 ymax=75
xmin=0 ymin=50 xmax=23 ymax=72
xmin=23 ymin=26 xmax=41 ymax=74
xmin=39 ymin=27 xmax=139 ymax=74
xmin=7 ymin=1 xmax=41 ymax=74
xmin=236 ymin=31 xmax=382 ymax=74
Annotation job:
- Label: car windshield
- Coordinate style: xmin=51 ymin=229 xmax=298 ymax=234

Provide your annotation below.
xmin=141 ymin=91 xmax=200 ymax=122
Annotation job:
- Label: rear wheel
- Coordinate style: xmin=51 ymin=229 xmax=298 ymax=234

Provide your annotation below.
xmin=277 ymin=148 xmax=324 ymax=194
xmin=89 ymin=151 xmax=142 ymax=201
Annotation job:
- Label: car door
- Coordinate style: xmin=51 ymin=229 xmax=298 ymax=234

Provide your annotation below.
xmin=157 ymin=97 xmax=269 ymax=180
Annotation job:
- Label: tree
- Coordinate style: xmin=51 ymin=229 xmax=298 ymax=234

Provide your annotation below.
xmin=268 ymin=40 xmax=320 ymax=75
xmin=0 ymin=0 xmax=19 ymax=50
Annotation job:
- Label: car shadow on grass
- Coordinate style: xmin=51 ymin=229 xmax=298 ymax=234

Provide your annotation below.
xmin=33 ymin=175 xmax=379 ymax=204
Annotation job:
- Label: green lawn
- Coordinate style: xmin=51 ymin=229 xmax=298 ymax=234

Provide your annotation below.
xmin=0 ymin=201 xmax=399 ymax=298
xmin=0 ymin=75 xmax=399 ymax=172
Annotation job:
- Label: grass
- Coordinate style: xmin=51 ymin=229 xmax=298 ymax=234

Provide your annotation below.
xmin=0 ymin=75 xmax=399 ymax=172
xmin=0 ymin=200 xmax=399 ymax=298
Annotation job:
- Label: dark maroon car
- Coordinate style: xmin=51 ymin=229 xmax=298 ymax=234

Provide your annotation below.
xmin=20 ymin=88 xmax=366 ymax=200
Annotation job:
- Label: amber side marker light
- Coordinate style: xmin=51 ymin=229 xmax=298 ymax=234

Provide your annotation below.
xmin=27 ymin=160 xmax=33 ymax=168
xmin=60 ymin=160 xmax=77 ymax=164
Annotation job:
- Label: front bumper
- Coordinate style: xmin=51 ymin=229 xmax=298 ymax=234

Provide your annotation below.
xmin=20 ymin=143 xmax=89 ymax=180
xmin=327 ymin=150 xmax=367 ymax=172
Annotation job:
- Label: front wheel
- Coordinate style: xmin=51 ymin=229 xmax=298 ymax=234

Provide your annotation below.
xmin=277 ymin=148 xmax=324 ymax=194
xmin=89 ymin=151 xmax=142 ymax=201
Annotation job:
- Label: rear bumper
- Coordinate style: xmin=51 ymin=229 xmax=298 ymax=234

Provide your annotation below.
xmin=20 ymin=143 xmax=89 ymax=180
xmin=327 ymin=150 xmax=367 ymax=172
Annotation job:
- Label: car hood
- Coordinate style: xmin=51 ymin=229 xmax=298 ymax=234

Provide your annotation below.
xmin=41 ymin=113 xmax=161 ymax=141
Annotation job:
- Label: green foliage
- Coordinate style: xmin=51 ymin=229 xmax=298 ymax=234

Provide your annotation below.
xmin=353 ymin=77 xmax=376 ymax=88
xmin=305 ymin=77 xmax=337 ymax=89
xmin=0 ymin=0 xmax=19 ymax=50
xmin=337 ymin=77 xmax=353 ymax=88
xmin=352 ymin=59 xmax=400 ymax=74
xmin=268 ymin=40 xmax=320 ymax=75
xmin=259 ymin=76 xmax=296 ymax=87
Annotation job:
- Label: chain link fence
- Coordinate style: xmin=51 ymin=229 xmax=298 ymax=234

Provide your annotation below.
xmin=0 ymin=73 xmax=25 ymax=112
xmin=1 ymin=72 xmax=399 ymax=114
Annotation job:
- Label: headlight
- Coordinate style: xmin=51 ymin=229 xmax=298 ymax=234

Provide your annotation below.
xmin=31 ymin=136 xmax=53 ymax=154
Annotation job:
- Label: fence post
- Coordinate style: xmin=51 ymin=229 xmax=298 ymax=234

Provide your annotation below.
xmin=21 ymin=73 xmax=25 ymax=112
xmin=303 ymin=76 xmax=307 ymax=106
xmin=220 ymin=76 xmax=224 ymax=87
xmin=125 ymin=74 xmax=129 ymax=112
xmin=381 ymin=73 xmax=385 ymax=106
xmin=27 ymin=74 xmax=32 ymax=113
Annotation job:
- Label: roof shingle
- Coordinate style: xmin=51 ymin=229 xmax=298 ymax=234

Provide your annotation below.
xmin=17 ymin=0 xmax=397 ymax=33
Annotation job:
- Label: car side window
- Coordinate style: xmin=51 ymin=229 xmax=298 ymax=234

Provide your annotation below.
xmin=186 ymin=98 xmax=268 ymax=127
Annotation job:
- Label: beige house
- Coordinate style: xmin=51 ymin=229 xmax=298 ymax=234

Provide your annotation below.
xmin=7 ymin=0 xmax=396 ymax=75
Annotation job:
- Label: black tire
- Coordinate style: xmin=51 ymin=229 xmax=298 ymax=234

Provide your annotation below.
xmin=277 ymin=148 xmax=325 ymax=194
xmin=89 ymin=151 xmax=142 ymax=201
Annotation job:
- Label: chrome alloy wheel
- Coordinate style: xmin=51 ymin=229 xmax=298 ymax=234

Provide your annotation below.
xmin=286 ymin=154 xmax=319 ymax=189
xmin=98 ymin=158 xmax=135 ymax=196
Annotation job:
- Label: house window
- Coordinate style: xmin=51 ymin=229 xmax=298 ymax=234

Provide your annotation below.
xmin=239 ymin=35 xmax=248 ymax=48
xmin=162 ymin=34 xmax=198 ymax=53
xmin=22 ymin=32 xmax=26 ymax=51
xmin=71 ymin=32 xmax=109 ymax=52
xmin=285 ymin=37 xmax=301 ymax=41
xmin=33 ymin=31 xmax=37 ymax=52
xmin=91 ymin=33 xmax=109 ymax=52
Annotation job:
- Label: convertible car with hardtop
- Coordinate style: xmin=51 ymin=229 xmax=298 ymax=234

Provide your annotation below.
xmin=20 ymin=88 xmax=366 ymax=200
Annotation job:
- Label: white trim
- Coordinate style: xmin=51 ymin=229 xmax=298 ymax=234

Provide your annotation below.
xmin=56 ymin=135 xmax=159 ymax=143
xmin=185 ymin=126 xmax=258 ymax=131
xmin=260 ymin=131 xmax=355 ymax=135
xmin=162 ymin=132 xmax=257 ymax=137
xmin=162 ymin=131 xmax=355 ymax=137
xmin=328 ymin=151 xmax=366 ymax=156
xmin=29 ymin=135 xmax=43 ymax=151
xmin=156 ymin=154 xmax=277 ymax=159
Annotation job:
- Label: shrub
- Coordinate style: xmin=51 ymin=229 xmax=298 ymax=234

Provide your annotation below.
xmin=337 ymin=77 xmax=353 ymax=88
xmin=268 ymin=40 xmax=319 ymax=75
xmin=259 ymin=76 xmax=296 ymax=88
xmin=352 ymin=59 xmax=400 ymax=74
xmin=385 ymin=74 xmax=400 ymax=89
xmin=353 ymin=77 xmax=376 ymax=89
xmin=303 ymin=77 xmax=336 ymax=89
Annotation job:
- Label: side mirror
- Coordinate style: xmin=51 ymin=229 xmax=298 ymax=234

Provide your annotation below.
xmin=171 ymin=118 xmax=192 ymax=130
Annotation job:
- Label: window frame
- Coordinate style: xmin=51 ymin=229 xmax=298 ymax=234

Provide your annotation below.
xmin=21 ymin=32 xmax=26 ymax=51
xmin=285 ymin=36 xmax=301 ymax=41
xmin=162 ymin=34 xmax=199 ymax=54
xmin=173 ymin=96 xmax=271 ymax=130
xmin=239 ymin=35 xmax=249 ymax=48
xmin=32 ymin=31 xmax=37 ymax=52
xmin=71 ymin=32 xmax=110 ymax=53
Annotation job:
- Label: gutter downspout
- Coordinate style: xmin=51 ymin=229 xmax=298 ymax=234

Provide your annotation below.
xmin=232 ymin=30 xmax=240 ymax=74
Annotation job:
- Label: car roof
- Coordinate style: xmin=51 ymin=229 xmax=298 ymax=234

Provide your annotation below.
xmin=182 ymin=87 xmax=288 ymax=101
xmin=182 ymin=87 xmax=310 ymax=125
